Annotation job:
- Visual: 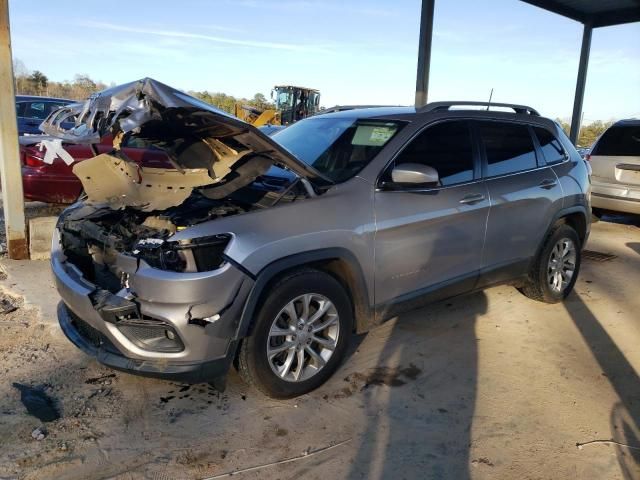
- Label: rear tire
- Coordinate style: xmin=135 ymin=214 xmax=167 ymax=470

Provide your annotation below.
xmin=519 ymin=224 xmax=581 ymax=304
xmin=237 ymin=269 xmax=352 ymax=398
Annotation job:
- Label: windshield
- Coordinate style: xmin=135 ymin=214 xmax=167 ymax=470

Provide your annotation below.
xmin=272 ymin=117 xmax=403 ymax=183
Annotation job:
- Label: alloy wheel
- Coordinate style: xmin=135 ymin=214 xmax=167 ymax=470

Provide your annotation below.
xmin=266 ymin=293 xmax=340 ymax=382
xmin=547 ymin=237 xmax=577 ymax=293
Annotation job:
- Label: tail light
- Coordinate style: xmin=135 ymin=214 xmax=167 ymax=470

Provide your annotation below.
xmin=585 ymin=153 xmax=591 ymax=161
xmin=22 ymin=146 xmax=45 ymax=167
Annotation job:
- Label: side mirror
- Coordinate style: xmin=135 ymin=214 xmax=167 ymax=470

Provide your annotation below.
xmin=391 ymin=163 xmax=439 ymax=186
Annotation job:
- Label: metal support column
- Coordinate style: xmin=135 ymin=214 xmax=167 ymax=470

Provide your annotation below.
xmin=569 ymin=22 xmax=592 ymax=145
xmin=0 ymin=0 xmax=28 ymax=259
xmin=415 ymin=0 xmax=435 ymax=107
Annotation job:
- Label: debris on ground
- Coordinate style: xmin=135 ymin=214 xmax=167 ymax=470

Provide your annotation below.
xmin=12 ymin=383 xmax=60 ymax=422
xmin=84 ymin=373 xmax=116 ymax=385
xmin=30 ymin=427 xmax=46 ymax=441
xmin=0 ymin=297 xmax=18 ymax=314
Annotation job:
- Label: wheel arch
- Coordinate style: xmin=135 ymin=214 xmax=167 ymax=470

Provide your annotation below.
xmin=236 ymin=248 xmax=373 ymax=339
xmin=552 ymin=206 xmax=589 ymax=247
xmin=528 ymin=205 xmax=589 ymax=274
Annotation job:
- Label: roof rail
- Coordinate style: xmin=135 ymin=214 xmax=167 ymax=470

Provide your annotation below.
xmin=419 ymin=101 xmax=540 ymax=116
xmin=315 ymin=105 xmax=399 ymax=116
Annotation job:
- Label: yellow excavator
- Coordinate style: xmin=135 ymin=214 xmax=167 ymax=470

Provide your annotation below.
xmin=234 ymin=85 xmax=320 ymax=127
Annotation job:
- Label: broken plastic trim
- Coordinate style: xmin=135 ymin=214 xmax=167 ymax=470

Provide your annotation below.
xmin=89 ymin=289 xmax=184 ymax=352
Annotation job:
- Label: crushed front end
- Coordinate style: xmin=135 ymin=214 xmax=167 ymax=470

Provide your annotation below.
xmin=46 ymin=78 xmax=320 ymax=385
xmin=52 ymin=200 xmax=255 ymax=384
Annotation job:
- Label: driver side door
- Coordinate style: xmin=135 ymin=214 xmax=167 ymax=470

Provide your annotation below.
xmin=373 ymin=120 xmax=489 ymax=315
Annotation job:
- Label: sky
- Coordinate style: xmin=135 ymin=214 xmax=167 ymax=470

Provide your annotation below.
xmin=7 ymin=0 xmax=640 ymax=122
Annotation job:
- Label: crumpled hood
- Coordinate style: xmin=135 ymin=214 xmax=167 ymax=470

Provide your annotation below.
xmin=39 ymin=78 xmax=326 ymax=205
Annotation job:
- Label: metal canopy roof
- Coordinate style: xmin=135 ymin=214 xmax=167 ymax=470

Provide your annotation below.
xmin=521 ymin=0 xmax=640 ymax=27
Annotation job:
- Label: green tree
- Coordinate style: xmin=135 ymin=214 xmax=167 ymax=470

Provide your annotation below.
xmin=248 ymin=93 xmax=273 ymax=111
xmin=29 ymin=70 xmax=48 ymax=95
xmin=554 ymin=118 xmax=612 ymax=147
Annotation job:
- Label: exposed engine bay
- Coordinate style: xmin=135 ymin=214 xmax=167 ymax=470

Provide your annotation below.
xmin=57 ymin=180 xmax=307 ymax=292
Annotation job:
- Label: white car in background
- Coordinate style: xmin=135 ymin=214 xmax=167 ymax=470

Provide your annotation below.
xmin=589 ymin=119 xmax=640 ymax=215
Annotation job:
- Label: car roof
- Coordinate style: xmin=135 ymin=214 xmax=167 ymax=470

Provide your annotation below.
xmin=612 ymin=118 xmax=640 ymax=127
xmin=314 ymin=106 xmax=417 ymax=119
xmin=16 ymin=95 xmax=73 ymax=103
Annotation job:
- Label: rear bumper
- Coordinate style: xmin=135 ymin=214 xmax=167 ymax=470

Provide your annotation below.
xmin=22 ymin=166 xmax=81 ymax=204
xmin=591 ymin=194 xmax=640 ymax=215
xmin=591 ymin=180 xmax=640 ymax=215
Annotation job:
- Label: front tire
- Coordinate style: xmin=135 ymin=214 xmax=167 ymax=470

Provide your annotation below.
xmin=237 ymin=269 xmax=353 ymax=398
xmin=519 ymin=223 xmax=581 ymax=303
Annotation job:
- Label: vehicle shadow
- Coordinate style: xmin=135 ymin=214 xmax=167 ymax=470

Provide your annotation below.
xmin=564 ymin=293 xmax=640 ymax=480
xmin=599 ymin=212 xmax=640 ymax=228
xmin=346 ymin=291 xmax=488 ymax=479
xmin=626 ymin=242 xmax=640 ymax=256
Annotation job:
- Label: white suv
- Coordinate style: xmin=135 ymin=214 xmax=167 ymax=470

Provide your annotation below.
xmin=589 ymin=119 xmax=640 ymax=215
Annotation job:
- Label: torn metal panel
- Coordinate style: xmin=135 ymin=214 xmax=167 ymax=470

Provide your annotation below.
xmin=37 ymin=138 xmax=75 ymax=165
xmin=40 ymin=78 xmax=330 ymax=185
xmin=72 ymin=153 xmax=214 ymax=212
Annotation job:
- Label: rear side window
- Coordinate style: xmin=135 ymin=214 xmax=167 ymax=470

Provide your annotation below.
xmin=592 ymin=125 xmax=640 ymax=156
xmin=25 ymin=102 xmax=47 ymax=119
xmin=478 ymin=122 xmax=537 ymax=177
xmin=534 ymin=127 xmax=566 ymax=164
xmin=394 ymin=120 xmax=475 ymax=186
xmin=21 ymin=101 xmax=67 ymax=120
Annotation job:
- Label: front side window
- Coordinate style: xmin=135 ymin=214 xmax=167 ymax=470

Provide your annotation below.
xmin=393 ymin=120 xmax=475 ymax=186
xmin=273 ymin=117 xmax=403 ymax=183
xmin=534 ymin=127 xmax=566 ymax=164
xmin=478 ymin=122 xmax=537 ymax=177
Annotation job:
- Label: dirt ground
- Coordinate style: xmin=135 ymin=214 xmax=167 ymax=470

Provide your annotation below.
xmin=0 ymin=213 xmax=639 ymax=480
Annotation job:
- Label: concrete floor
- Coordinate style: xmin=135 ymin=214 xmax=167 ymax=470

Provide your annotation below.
xmin=0 ymin=214 xmax=639 ymax=480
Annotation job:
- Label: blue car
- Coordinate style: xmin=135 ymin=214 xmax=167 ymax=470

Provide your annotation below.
xmin=15 ymin=95 xmax=73 ymax=135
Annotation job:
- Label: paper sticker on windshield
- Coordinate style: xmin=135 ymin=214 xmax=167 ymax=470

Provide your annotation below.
xmin=352 ymin=125 xmax=397 ymax=147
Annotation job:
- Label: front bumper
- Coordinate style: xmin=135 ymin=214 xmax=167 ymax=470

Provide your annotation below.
xmin=58 ymin=302 xmax=237 ymax=382
xmin=51 ymin=228 xmax=254 ymax=383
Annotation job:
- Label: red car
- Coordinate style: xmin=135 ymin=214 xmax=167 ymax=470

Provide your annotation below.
xmin=21 ymin=136 xmax=172 ymax=204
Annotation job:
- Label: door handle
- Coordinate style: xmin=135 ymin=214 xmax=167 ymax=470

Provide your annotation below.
xmin=539 ymin=179 xmax=558 ymax=189
xmin=459 ymin=193 xmax=485 ymax=205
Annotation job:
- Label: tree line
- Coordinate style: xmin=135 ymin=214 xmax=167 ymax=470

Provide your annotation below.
xmin=555 ymin=119 xmax=613 ymax=148
xmin=13 ymin=60 xmax=612 ymax=146
xmin=13 ymin=59 xmax=112 ymax=101
xmin=13 ymin=59 xmax=274 ymax=115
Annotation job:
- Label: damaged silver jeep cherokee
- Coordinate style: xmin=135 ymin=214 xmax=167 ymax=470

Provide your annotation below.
xmin=48 ymin=79 xmax=590 ymax=398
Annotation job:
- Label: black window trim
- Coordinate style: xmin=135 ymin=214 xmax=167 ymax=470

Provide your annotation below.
xmin=531 ymin=125 xmax=569 ymax=166
xmin=376 ymin=117 xmax=483 ymax=192
xmin=474 ymin=118 xmax=549 ymax=180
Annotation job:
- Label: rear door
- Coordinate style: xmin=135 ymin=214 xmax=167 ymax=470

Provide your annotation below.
xmin=590 ymin=123 xmax=640 ymax=192
xmin=478 ymin=120 xmax=564 ymax=282
xmin=374 ymin=120 xmax=489 ymax=307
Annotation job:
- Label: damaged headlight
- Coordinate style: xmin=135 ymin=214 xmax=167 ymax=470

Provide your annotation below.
xmin=134 ymin=234 xmax=231 ymax=273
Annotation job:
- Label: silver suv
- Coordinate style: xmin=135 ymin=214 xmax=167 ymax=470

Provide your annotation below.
xmin=588 ymin=119 xmax=640 ymax=215
xmin=46 ymin=79 xmax=591 ymax=398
